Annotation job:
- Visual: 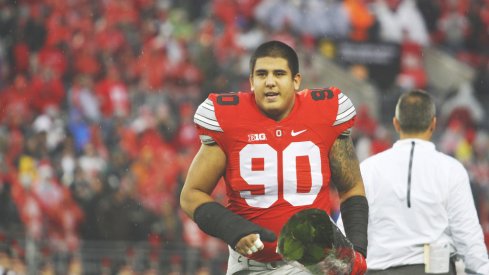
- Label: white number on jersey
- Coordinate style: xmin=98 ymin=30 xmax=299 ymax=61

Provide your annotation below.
xmin=239 ymin=142 xmax=323 ymax=208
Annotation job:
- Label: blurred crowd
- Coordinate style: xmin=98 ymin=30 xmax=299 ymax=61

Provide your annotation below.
xmin=0 ymin=0 xmax=488 ymax=274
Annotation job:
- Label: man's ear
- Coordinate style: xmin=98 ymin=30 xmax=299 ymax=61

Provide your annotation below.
xmin=393 ymin=117 xmax=401 ymax=133
xmin=249 ymin=75 xmax=254 ymax=91
xmin=430 ymin=117 xmax=437 ymax=132
xmin=293 ymin=73 xmax=302 ymax=90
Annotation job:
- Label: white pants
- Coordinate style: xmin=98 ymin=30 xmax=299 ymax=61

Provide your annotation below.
xmin=226 ymin=247 xmax=312 ymax=275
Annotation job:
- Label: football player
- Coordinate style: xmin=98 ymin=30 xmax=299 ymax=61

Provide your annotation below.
xmin=180 ymin=40 xmax=368 ymax=274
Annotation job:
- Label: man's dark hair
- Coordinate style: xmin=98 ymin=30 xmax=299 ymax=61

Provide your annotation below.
xmin=249 ymin=40 xmax=299 ymax=77
xmin=395 ymin=89 xmax=436 ymax=133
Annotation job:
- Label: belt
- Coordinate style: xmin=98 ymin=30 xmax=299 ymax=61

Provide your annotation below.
xmin=237 ymin=255 xmax=287 ymax=271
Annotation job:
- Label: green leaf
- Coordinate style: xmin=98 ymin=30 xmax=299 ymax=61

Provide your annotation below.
xmin=292 ymin=222 xmax=314 ymax=243
xmin=283 ymin=238 xmax=304 ymax=261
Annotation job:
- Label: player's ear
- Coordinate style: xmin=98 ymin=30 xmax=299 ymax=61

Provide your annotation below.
xmin=293 ymin=73 xmax=302 ymax=90
xmin=249 ymin=75 xmax=254 ymax=91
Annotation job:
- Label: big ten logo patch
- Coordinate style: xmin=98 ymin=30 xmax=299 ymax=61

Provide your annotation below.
xmin=248 ymin=133 xmax=267 ymax=142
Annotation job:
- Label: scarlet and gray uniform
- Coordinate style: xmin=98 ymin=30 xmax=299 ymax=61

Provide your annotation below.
xmin=194 ymin=87 xmax=356 ymax=263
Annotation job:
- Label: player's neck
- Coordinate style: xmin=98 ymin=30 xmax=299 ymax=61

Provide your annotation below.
xmin=264 ymin=100 xmax=295 ymax=121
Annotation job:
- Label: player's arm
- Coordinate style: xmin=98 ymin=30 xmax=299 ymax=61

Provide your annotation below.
xmin=330 ymin=135 xmax=365 ymax=200
xmin=180 ymin=143 xmax=275 ymax=255
xmin=180 ymin=143 xmax=226 ymax=217
xmin=329 ymin=134 xmax=368 ymax=259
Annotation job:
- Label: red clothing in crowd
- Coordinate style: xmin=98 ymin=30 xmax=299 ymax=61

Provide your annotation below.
xmin=212 ymin=0 xmax=238 ymax=26
xmin=136 ymin=42 xmax=168 ymax=91
xmin=30 ymin=71 xmax=66 ymax=113
xmin=95 ymin=68 xmax=130 ymax=118
xmin=0 ymin=75 xmax=35 ymax=127
xmin=11 ymin=159 xmax=84 ymax=251
xmin=131 ymin=141 xmax=180 ymax=214
xmin=398 ymin=40 xmax=427 ymax=89
xmin=13 ymin=42 xmax=30 ymax=74
xmin=44 ymin=10 xmax=71 ymax=48
xmin=104 ymin=0 xmax=139 ymax=27
xmin=95 ymin=23 xmax=127 ymax=55
xmin=37 ymin=46 xmax=68 ymax=78
xmin=73 ymin=46 xmax=102 ymax=77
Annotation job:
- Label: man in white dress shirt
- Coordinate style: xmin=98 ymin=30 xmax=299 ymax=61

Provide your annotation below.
xmin=361 ymin=90 xmax=489 ymax=274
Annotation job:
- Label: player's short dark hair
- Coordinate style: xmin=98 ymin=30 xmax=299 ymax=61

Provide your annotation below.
xmin=395 ymin=89 xmax=436 ymax=134
xmin=249 ymin=40 xmax=299 ymax=77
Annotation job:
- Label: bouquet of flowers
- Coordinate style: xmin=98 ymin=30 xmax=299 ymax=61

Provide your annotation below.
xmin=277 ymin=208 xmax=356 ymax=275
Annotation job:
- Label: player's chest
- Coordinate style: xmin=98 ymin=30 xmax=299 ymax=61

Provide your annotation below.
xmin=223 ymin=121 xmax=331 ymax=157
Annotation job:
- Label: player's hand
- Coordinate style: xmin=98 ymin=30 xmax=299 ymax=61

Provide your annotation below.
xmin=351 ymin=250 xmax=367 ymax=275
xmin=235 ymin=230 xmax=276 ymax=256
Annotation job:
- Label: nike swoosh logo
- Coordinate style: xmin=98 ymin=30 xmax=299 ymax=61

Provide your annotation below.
xmin=291 ymin=129 xmax=307 ymax=136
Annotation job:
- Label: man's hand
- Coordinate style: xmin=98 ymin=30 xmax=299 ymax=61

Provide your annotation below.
xmin=351 ymin=251 xmax=367 ymax=275
xmin=235 ymin=230 xmax=276 ymax=256
xmin=235 ymin=234 xmax=262 ymax=256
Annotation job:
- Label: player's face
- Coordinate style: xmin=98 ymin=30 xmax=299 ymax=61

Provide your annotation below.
xmin=250 ymin=57 xmax=301 ymax=121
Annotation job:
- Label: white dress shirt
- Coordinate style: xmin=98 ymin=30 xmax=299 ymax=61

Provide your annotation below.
xmin=361 ymin=139 xmax=489 ymax=273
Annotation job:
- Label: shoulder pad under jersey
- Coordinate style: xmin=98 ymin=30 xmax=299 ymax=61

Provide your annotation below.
xmin=194 ymin=97 xmax=223 ymax=132
xmin=334 ymin=91 xmax=356 ymax=126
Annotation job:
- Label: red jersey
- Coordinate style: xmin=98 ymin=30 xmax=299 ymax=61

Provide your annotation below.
xmin=194 ymin=87 xmax=356 ymax=262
